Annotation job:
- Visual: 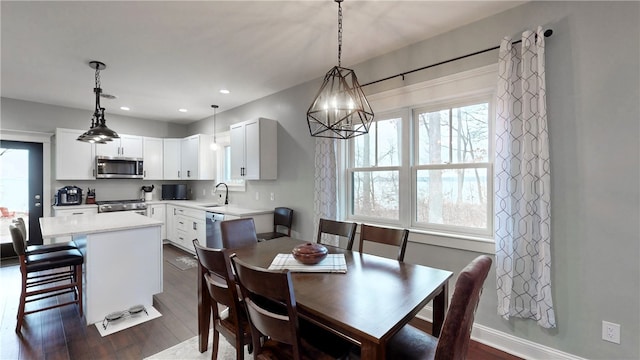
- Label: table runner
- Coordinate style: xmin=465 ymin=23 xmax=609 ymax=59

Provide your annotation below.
xmin=268 ymin=253 xmax=347 ymax=273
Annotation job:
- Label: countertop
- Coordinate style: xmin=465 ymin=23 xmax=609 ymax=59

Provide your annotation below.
xmin=40 ymin=211 xmax=163 ymax=238
xmin=51 ymin=200 xmax=272 ymax=217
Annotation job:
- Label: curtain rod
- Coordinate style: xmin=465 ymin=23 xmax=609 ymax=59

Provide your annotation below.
xmin=362 ymin=29 xmax=553 ymax=87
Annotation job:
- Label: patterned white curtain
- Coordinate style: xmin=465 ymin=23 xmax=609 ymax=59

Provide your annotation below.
xmin=313 ymin=138 xmax=338 ymax=246
xmin=495 ymin=27 xmax=556 ymax=328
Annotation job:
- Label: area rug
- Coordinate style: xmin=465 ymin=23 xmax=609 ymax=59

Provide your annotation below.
xmin=145 ymin=331 xmax=251 ymax=359
xmin=166 ymin=256 xmax=198 ymax=270
xmin=95 ymin=306 xmax=162 ymax=337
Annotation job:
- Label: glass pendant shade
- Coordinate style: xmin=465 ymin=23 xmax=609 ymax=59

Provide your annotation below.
xmin=307 ymin=66 xmax=373 ymax=139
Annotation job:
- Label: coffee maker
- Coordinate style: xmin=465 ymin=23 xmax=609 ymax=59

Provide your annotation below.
xmin=55 ymin=186 xmax=83 ymax=206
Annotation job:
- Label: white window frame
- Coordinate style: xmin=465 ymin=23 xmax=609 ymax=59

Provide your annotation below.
xmin=340 ymin=64 xmax=498 ymax=252
xmin=215 ymin=131 xmax=246 ymax=192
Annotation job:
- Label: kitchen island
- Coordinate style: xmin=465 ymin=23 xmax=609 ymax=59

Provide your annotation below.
xmin=40 ymin=212 xmax=164 ymax=326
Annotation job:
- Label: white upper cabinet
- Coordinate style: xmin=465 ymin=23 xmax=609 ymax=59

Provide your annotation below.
xmin=230 ymin=118 xmax=277 ymax=180
xmin=95 ymin=134 xmax=143 ymax=158
xmin=143 ymin=137 xmax=163 ymax=180
xmin=163 ymin=138 xmax=182 ymax=180
xmin=181 ymin=134 xmax=216 ymax=180
xmin=55 ymin=128 xmax=95 ymax=180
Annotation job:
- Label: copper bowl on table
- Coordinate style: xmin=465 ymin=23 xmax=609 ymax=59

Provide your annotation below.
xmin=292 ymin=243 xmax=328 ymax=265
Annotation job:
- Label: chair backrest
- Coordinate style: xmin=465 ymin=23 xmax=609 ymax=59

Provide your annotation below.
xmin=220 ymin=218 xmax=258 ymax=249
xmin=192 ymin=239 xmax=240 ymax=310
xmin=231 ymin=255 xmax=303 ymax=358
xmin=434 ymin=255 xmax=492 ymax=360
xmin=358 ymin=224 xmax=409 ymax=261
xmin=9 ymin=223 xmax=26 ymax=256
xmin=273 ymin=207 xmax=293 ymax=236
xmin=316 ymin=218 xmax=357 ymax=250
xmin=13 ymin=218 xmax=28 ymax=246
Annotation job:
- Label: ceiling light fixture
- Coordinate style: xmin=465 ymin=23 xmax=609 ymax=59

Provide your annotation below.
xmin=219 ymin=89 xmax=230 ymax=94
xmin=306 ymin=0 xmax=373 ymax=140
xmin=120 ymin=106 xmax=130 ymax=111
xmin=178 ymin=108 xmax=188 ymax=113
xmin=210 ymin=104 xmax=219 ymax=150
xmin=77 ymin=61 xmax=120 ymax=143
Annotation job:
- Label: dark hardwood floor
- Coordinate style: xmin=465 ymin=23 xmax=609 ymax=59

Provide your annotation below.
xmin=1 ymin=243 xmax=520 ymax=360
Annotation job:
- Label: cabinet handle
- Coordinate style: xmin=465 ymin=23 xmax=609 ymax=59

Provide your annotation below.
xmin=144 ymin=170 xmax=147 ymax=177
xmin=178 ymin=171 xmax=181 ymax=178
xmin=72 ymin=212 xmax=83 ymax=215
xmin=187 ymin=170 xmax=191 ymax=178
xmin=193 ymin=222 xmax=197 ymax=230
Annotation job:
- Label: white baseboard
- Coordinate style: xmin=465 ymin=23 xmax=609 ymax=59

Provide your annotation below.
xmin=417 ymin=307 xmax=585 ymax=360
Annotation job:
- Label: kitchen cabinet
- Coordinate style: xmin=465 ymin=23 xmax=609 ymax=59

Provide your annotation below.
xmin=95 ymin=134 xmax=143 ymax=158
xmin=143 ymin=137 xmax=163 ymax=180
xmin=167 ymin=205 xmax=205 ymax=253
xmin=230 ymin=118 xmax=277 ymax=180
xmin=180 ymin=134 xmax=216 ymax=180
xmin=166 ymin=205 xmax=178 ymax=243
xmin=49 ymin=205 xmax=98 ymax=244
xmin=146 ymin=203 xmax=166 ymax=240
xmin=163 ymin=139 xmax=182 ymax=180
xmin=55 ymin=128 xmax=95 ymax=180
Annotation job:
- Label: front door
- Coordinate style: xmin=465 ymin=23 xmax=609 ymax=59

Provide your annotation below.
xmin=0 ymin=140 xmax=44 ymax=258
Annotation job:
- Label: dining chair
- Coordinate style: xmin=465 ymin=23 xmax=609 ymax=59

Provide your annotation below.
xmin=316 ymin=218 xmax=357 ymax=250
xmin=256 ymin=207 xmax=293 ymax=241
xmin=220 ymin=218 xmax=258 ymax=249
xmin=230 ymin=255 xmax=351 ymax=360
xmin=385 ymin=255 xmax=493 ymax=360
xmin=357 ymin=224 xmax=409 ymax=262
xmin=13 ymin=217 xmax=78 ymax=255
xmin=193 ymin=240 xmax=252 ymax=360
xmin=10 ymin=223 xmax=84 ymax=332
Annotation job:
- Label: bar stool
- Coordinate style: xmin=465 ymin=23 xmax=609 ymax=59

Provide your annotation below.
xmin=256 ymin=207 xmax=293 ymax=241
xmin=10 ymin=224 xmax=84 ymax=332
xmin=13 ymin=217 xmax=78 ymax=255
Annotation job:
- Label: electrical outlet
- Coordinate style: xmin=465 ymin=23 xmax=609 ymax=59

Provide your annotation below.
xmin=255 ymin=192 xmax=259 ymax=200
xmin=602 ymin=321 xmax=621 ymax=344
xmin=270 ymin=192 xmax=275 ymax=201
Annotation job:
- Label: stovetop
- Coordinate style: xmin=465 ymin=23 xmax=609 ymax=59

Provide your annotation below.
xmin=96 ymin=199 xmax=147 ymax=212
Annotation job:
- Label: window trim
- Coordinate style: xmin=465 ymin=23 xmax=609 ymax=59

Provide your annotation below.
xmin=340 ymin=64 xmax=498 ymax=252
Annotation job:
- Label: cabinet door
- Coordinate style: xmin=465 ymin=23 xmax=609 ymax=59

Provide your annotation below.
xmin=163 ymin=139 xmax=182 ymax=180
xmin=165 ymin=205 xmax=177 ymax=242
xmin=143 ymin=137 xmax=163 ymax=180
xmin=147 ymin=204 xmax=166 ymax=240
xmin=94 ymin=140 xmax=120 ymax=157
xmin=120 ymin=135 xmax=143 ymax=158
xmin=244 ymin=120 xmax=260 ymax=179
xmin=230 ymin=123 xmax=245 ymax=179
xmin=181 ymin=136 xmax=199 ymax=179
xmin=55 ymin=128 xmax=95 ymax=180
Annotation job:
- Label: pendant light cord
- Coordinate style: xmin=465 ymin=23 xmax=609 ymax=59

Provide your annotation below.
xmin=337 ymin=0 xmax=343 ymax=67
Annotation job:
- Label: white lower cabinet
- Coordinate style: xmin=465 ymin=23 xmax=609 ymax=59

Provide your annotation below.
xmin=168 ymin=205 xmax=205 ymax=253
xmin=146 ymin=204 xmax=166 ymax=240
xmin=49 ymin=205 xmax=98 ymax=244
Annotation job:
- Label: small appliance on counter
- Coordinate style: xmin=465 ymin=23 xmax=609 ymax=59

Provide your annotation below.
xmin=55 ymin=186 xmax=83 ymax=206
xmin=141 ymin=185 xmax=154 ymax=201
xmin=161 ymin=184 xmax=188 ymax=200
xmin=86 ymin=188 xmax=96 ymax=204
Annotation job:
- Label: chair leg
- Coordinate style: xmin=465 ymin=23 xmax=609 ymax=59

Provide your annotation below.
xmin=235 ymin=337 xmax=244 ymax=360
xmin=75 ymin=264 xmax=83 ymax=317
xmin=211 ymin=329 xmax=219 ymax=360
xmin=15 ymin=269 xmax=27 ymax=332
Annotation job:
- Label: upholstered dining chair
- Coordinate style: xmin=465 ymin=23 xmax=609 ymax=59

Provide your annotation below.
xmin=13 ymin=217 xmax=78 ymax=255
xmin=230 ymin=255 xmax=351 ymax=360
xmin=193 ymin=240 xmax=252 ymax=360
xmin=316 ymin=218 xmax=358 ymax=250
xmin=220 ymin=218 xmax=258 ymax=249
xmin=256 ymin=207 xmax=293 ymax=241
xmin=385 ymin=255 xmax=493 ymax=360
xmin=357 ymin=224 xmax=409 ymax=262
xmin=10 ymin=223 xmax=84 ymax=332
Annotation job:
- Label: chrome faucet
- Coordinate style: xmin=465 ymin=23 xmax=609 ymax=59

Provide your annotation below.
xmin=215 ymin=182 xmax=229 ymax=205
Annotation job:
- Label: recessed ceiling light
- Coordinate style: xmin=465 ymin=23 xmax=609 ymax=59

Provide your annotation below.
xmin=120 ymin=106 xmax=130 ymax=111
xmin=219 ymin=89 xmax=230 ymax=94
xmin=178 ymin=108 xmax=188 ymax=113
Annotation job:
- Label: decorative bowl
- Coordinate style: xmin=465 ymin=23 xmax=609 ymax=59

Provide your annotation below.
xmin=292 ymin=243 xmax=328 ymax=265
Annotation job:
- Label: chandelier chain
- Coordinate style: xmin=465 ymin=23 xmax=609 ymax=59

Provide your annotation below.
xmin=337 ymin=1 xmax=342 ymax=67
xmin=95 ymin=67 xmax=101 ymax=89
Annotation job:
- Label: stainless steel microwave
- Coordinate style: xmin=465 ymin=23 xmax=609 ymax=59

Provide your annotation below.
xmin=96 ymin=156 xmax=144 ymax=179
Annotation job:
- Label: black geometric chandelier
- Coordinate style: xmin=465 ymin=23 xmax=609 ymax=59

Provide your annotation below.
xmin=77 ymin=61 xmax=120 ymax=143
xmin=306 ymin=0 xmax=374 ymax=140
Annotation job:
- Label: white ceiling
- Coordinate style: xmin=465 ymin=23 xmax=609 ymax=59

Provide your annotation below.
xmin=1 ymin=1 xmax=523 ymax=124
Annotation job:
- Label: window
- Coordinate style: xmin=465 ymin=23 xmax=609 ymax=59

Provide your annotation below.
xmin=345 ymin=89 xmax=494 ymax=238
xmin=215 ymin=133 xmax=245 ymax=191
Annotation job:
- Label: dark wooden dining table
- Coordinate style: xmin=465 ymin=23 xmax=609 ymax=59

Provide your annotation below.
xmin=197 ymin=237 xmax=453 ymax=360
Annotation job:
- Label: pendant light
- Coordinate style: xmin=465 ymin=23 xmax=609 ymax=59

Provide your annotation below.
xmin=210 ymin=104 xmax=219 ymax=150
xmin=77 ymin=61 xmax=120 ymax=143
xmin=306 ymin=0 xmax=374 ymax=140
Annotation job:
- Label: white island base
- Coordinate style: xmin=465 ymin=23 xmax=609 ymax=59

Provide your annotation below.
xmin=40 ymin=212 xmax=163 ymax=326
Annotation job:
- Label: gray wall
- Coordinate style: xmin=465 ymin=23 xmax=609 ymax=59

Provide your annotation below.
xmin=1 ymin=1 xmax=638 ymax=358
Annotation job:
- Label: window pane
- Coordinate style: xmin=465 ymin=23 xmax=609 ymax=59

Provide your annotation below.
xmin=354 ymin=125 xmax=375 ymax=167
xmin=417 ymin=110 xmax=450 ymax=165
xmin=351 ymin=170 xmax=399 ymax=220
xmin=377 ymin=118 xmax=401 ymax=166
xmin=416 ymin=168 xmax=487 ymax=228
xmin=451 ymin=103 xmax=489 ymax=163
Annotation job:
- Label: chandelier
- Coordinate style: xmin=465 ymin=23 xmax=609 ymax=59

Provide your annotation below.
xmin=306 ymin=0 xmax=373 ymax=140
xmin=77 ymin=61 xmax=119 ymax=143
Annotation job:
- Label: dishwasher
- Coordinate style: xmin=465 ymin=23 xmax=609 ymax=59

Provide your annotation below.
xmin=205 ymin=211 xmax=225 ymax=248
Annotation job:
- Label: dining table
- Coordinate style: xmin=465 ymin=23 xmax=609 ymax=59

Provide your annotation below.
xmin=197 ymin=237 xmax=453 ymax=360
